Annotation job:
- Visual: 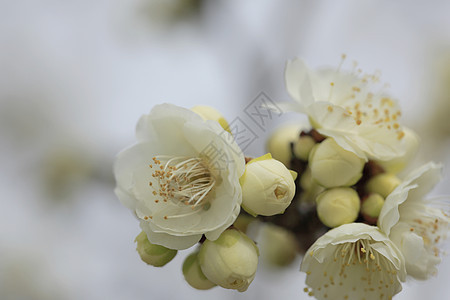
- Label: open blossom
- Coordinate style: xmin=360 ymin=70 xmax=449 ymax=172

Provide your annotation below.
xmin=301 ymin=223 xmax=406 ymax=300
xmin=378 ymin=162 xmax=450 ymax=279
xmin=283 ymin=58 xmax=410 ymax=161
xmin=114 ymin=104 xmax=245 ymax=250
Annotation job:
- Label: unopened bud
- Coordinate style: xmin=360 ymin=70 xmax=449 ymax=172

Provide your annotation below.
xmin=366 ymin=173 xmax=401 ymax=198
xmin=293 ymin=135 xmax=316 ymax=161
xmin=191 ymin=105 xmax=230 ymax=133
xmin=299 ymin=167 xmax=325 ymax=203
xmin=266 ymin=123 xmax=305 ymax=166
xmin=182 ymin=252 xmax=216 ymax=290
xmin=361 ymin=193 xmax=384 ymax=224
xmin=198 ymin=229 xmax=259 ymax=292
xmin=232 ymin=214 xmax=255 ymax=233
xmin=309 ymin=138 xmax=365 ymax=188
xmin=316 ymin=188 xmax=360 ymax=228
xmin=259 ymin=224 xmax=298 ymax=267
xmin=135 ymin=231 xmax=177 ymax=267
xmin=240 ymin=153 xmax=296 ymax=216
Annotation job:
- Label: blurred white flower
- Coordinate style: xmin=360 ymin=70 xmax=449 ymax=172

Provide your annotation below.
xmin=378 ymin=162 xmax=450 ymax=279
xmin=301 ymin=223 xmax=406 ymax=300
xmin=283 ymin=58 xmax=410 ymax=161
xmin=377 ymin=128 xmax=420 ymax=174
xmin=114 ymin=104 xmax=245 ymax=250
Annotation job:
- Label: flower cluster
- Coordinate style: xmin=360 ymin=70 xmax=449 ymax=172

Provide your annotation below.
xmin=114 ymin=57 xmax=449 ymax=298
xmin=114 ymin=103 xmax=296 ymax=291
xmin=268 ymin=58 xmax=449 ymax=299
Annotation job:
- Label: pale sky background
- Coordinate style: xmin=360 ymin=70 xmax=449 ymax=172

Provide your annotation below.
xmin=1 ymin=0 xmax=450 ymax=299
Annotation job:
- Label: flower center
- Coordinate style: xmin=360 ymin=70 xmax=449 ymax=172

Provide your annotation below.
xmin=326 ymin=57 xmax=405 ymax=140
xmin=408 ymin=207 xmax=449 ymax=258
xmin=148 ymin=156 xmax=216 ymax=209
xmin=304 ymin=239 xmax=400 ymax=299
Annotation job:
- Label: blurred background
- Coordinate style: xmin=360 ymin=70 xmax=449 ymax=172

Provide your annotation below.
xmin=1 ymin=0 xmax=450 ymax=299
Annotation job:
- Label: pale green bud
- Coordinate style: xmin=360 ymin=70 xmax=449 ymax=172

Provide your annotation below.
xmin=361 ymin=193 xmax=384 ymax=218
xmin=266 ymin=123 xmax=305 ymax=166
xmin=240 ymin=153 xmax=296 ymax=216
xmin=259 ymin=224 xmax=297 ymax=267
xmin=198 ymin=229 xmax=259 ymax=292
xmin=365 ymin=173 xmax=401 ymax=198
xmin=309 ymin=138 xmax=365 ymax=188
xmin=299 ymin=167 xmax=325 ymax=203
xmin=293 ymin=135 xmax=316 ymax=161
xmin=191 ymin=105 xmax=230 ymax=133
xmin=232 ymin=214 xmax=255 ymax=233
xmin=182 ymin=252 xmax=216 ymax=290
xmin=316 ymin=188 xmax=360 ymax=228
xmin=377 ymin=128 xmax=419 ymax=174
xmin=135 ymin=231 xmax=177 ymax=267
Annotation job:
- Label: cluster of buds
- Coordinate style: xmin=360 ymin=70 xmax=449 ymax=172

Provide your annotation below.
xmin=116 ymin=58 xmax=449 ymax=299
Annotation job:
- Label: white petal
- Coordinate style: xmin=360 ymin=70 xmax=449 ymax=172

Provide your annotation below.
xmin=135 ymin=103 xmax=200 ymax=157
xmin=140 ymin=221 xmax=202 ymax=250
xmin=284 ymin=58 xmax=314 ymax=108
xmin=114 ymin=142 xmax=155 ymax=191
xmin=378 ymin=162 xmax=443 ymax=235
xmin=114 ymin=187 xmax=137 ymax=210
xmin=204 ymin=203 xmax=240 ymax=241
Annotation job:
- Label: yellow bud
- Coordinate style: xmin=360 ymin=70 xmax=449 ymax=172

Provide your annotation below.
xmin=293 ymin=135 xmax=316 ymax=161
xmin=182 ymin=252 xmax=216 ymax=290
xmin=316 ymin=188 xmax=360 ymax=228
xmin=240 ymin=154 xmax=296 ymax=216
xmin=191 ymin=105 xmax=230 ymax=133
xmin=198 ymin=229 xmax=259 ymax=292
xmin=266 ymin=123 xmax=305 ymax=166
xmin=309 ymin=138 xmax=365 ymax=188
xmin=135 ymin=231 xmax=177 ymax=267
xmin=366 ymin=173 xmax=401 ymax=198
xmin=361 ymin=193 xmax=384 ymax=218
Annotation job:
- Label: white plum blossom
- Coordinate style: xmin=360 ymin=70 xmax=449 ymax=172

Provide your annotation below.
xmin=301 ymin=223 xmax=406 ymax=300
xmin=378 ymin=162 xmax=450 ymax=279
xmin=114 ymin=103 xmax=245 ymax=250
xmin=282 ymin=58 xmax=410 ymax=161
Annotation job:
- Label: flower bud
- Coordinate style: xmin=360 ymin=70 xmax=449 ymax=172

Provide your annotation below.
xmin=299 ymin=167 xmax=325 ymax=203
xmin=361 ymin=193 xmax=384 ymax=224
xmin=293 ymin=135 xmax=316 ymax=161
xmin=135 ymin=231 xmax=177 ymax=267
xmin=182 ymin=252 xmax=216 ymax=290
xmin=259 ymin=224 xmax=298 ymax=267
xmin=198 ymin=229 xmax=259 ymax=292
xmin=377 ymin=128 xmax=419 ymax=173
xmin=316 ymin=188 xmax=360 ymax=228
xmin=191 ymin=105 xmax=230 ymax=133
xmin=309 ymin=138 xmax=365 ymax=188
xmin=266 ymin=123 xmax=305 ymax=166
xmin=232 ymin=214 xmax=255 ymax=233
xmin=240 ymin=153 xmax=296 ymax=216
xmin=365 ymin=173 xmax=401 ymax=198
